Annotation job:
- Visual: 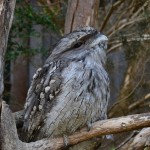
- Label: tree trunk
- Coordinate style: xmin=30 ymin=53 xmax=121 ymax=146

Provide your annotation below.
xmin=64 ymin=0 xmax=99 ymax=34
xmin=0 ymin=0 xmax=16 ymax=98
xmin=0 ymin=0 xmax=16 ymax=148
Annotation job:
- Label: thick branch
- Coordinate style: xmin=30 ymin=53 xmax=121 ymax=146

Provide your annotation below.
xmin=1 ymin=101 xmax=150 ymax=150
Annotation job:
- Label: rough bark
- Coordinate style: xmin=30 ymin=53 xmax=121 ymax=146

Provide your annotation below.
xmin=64 ymin=0 xmax=99 ymax=34
xmin=0 ymin=0 xmax=16 ymax=98
xmin=1 ymin=101 xmax=150 ymax=150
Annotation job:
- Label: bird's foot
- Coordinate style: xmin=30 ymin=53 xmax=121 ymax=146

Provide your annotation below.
xmin=103 ymin=134 xmax=114 ymax=141
xmin=63 ymin=134 xmax=70 ymax=147
xmin=87 ymin=122 xmax=93 ymax=131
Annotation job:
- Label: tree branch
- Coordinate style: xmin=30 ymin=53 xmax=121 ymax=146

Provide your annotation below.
xmin=116 ymin=128 xmax=150 ymax=150
xmin=100 ymin=0 xmax=126 ymax=31
xmin=1 ymin=101 xmax=150 ymax=150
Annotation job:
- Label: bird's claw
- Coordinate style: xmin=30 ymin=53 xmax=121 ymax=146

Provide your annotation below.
xmin=63 ymin=134 xmax=69 ymax=147
xmin=87 ymin=122 xmax=93 ymax=131
xmin=104 ymin=134 xmax=114 ymax=141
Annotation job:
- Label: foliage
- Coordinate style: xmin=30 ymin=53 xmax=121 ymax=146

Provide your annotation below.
xmin=6 ymin=0 xmax=58 ymax=61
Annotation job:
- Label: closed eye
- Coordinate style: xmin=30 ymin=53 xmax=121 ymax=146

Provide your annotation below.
xmin=73 ymin=41 xmax=83 ymax=48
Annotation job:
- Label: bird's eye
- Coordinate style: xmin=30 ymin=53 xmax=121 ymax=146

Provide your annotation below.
xmin=73 ymin=41 xmax=83 ymax=48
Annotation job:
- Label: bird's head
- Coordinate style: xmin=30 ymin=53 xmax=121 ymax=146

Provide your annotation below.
xmin=47 ymin=26 xmax=108 ymax=64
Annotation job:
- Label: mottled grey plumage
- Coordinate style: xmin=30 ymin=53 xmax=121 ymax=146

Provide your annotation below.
xmin=22 ymin=26 xmax=110 ymax=142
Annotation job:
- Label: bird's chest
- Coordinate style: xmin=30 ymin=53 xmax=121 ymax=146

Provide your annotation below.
xmin=42 ymin=60 xmax=108 ymax=137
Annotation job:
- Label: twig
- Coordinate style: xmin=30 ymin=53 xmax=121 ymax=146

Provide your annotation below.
xmin=128 ymin=93 xmax=150 ymax=111
xmin=107 ymin=34 xmax=150 ymax=53
xmin=107 ymin=43 xmax=122 ymax=54
xmin=108 ymin=16 xmax=149 ymax=37
xmin=100 ymin=0 xmax=126 ymax=31
xmin=107 ymin=1 xmax=149 ymax=37
xmin=118 ymin=128 xmax=150 ymax=149
xmin=115 ymin=131 xmax=139 ymax=150
xmin=131 ymin=1 xmax=149 ymax=19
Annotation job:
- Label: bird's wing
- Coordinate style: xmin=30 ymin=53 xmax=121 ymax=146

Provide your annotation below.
xmin=23 ymin=60 xmax=67 ymax=141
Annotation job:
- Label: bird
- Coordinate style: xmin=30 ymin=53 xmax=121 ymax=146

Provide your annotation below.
xmin=22 ymin=26 xmax=110 ymax=143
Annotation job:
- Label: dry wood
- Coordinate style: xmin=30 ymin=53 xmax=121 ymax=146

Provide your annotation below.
xmin=64 ymin=0 xmax=99 ymax=34
xmin=107 ymin=34 xmax=150 ymax=53
xmin=128 ymin=93 xmax=150 ymax=111
xmin=117 ymin=128 xmax=150 ymax=150
xmin=106 ymin=0 xmax=149 ymax=44
xmin=0 ymin=0 xmax=16 ymax=98
xmin=100 ymin=0 xmax=126 ymax=31
xmin=1 ymin=101 xmax=150 ymax=150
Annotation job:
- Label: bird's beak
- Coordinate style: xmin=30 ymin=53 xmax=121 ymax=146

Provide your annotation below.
xmin=98 ymin=33 xmax=108 ymax=42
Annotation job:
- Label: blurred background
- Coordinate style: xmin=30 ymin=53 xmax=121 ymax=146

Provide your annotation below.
xmin=4 ymin=0 xmax=150 ymax=149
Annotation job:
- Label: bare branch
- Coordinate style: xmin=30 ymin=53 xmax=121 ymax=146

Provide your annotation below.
xmin=100 ymin=0 xmax=126 ymax=31
xmin=128 ymin=93 xmax=150 ymax=111
xmin=107 ymin=34 xmax=150 ymax=53
xmin=130 ymin=1 xmax=149 ymax=19
xmin=115 ymin=131 xmax=138 ymax=150
xmin=117 ymin=128 xmax=150 ymax=150
xmin=106 ymin=1 xmax=149 ymax=38
xmin=1 ymin=101 xmax=150 ymax=150
xmin=108 ymin=16 xmax=148 ymax=37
